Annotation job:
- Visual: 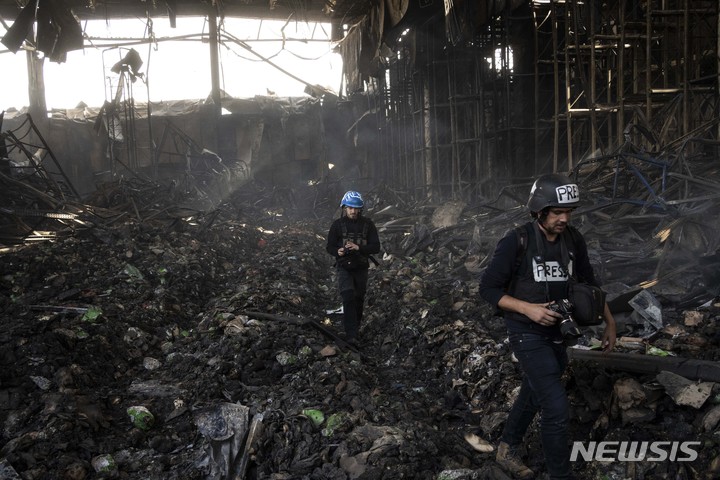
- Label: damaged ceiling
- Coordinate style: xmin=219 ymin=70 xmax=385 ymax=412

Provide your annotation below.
xmin=0 ymin=0 xmax=373 ymax=62
xmin=0 ymin=0 xmax=377 ymax=24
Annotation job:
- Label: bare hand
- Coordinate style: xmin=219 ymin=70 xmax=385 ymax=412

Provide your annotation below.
xmin=601 ymin=304 xmax=617 ymax=352
xmin=525 ymin=303 xmax=563 ymax=327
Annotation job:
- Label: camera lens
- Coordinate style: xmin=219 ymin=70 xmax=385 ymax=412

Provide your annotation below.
xmin=560 ymin=317 xmax=581 ymax=340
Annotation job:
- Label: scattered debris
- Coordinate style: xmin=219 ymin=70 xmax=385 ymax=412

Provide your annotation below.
xmin=1 ymin=141 xmax=720 ymax=478
xmin=656 ymin=371 xmax=714 ymax=409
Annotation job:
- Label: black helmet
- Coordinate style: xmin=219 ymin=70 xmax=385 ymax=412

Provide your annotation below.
xmin=527 ymin=173 xmax=580 ymax=212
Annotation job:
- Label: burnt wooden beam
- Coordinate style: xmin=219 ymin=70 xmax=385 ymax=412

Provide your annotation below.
xmin=568 ymin=348 xmax=720 ymax=382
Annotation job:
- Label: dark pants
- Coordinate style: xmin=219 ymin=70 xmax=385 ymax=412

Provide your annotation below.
xmin=337 ymin=267 xmax=368 ymax=340
xmin=502 ymin=332 xmax=572 ymax=480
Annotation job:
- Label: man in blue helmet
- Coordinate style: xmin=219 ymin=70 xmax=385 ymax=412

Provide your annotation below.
xmin=478 ymin=173 xmax=616 ymax=480
xmin=326 ymin=190 xmax=381 ymax=346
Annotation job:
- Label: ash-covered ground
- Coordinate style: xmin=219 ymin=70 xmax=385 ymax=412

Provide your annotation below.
xmin=2 ymin=183 xmax=720 ymax=480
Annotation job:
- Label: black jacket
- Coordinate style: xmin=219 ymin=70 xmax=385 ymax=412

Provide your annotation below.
xmin=479 ymin=221 xmax=598 ymax=337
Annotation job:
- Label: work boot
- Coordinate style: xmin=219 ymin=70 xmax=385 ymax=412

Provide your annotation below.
xmin=496 ymin=441 xmax=534 ymax=479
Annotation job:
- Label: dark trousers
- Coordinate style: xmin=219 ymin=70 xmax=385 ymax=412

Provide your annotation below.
xmin=502 ymin=332 xmax=572 ymax=479
xmin=337 ymin=267 xmax=368 ymax=340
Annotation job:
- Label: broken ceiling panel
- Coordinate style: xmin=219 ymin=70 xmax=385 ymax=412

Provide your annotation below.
xmin=0 ymin=0 xmax=368 ymax=23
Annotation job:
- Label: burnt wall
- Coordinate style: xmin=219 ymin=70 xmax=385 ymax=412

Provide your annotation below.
xmin=1 ymin=96 xmax=329 ymax=198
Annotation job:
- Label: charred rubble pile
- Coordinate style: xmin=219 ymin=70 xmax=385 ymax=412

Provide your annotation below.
xmin=2 ymin=150 xmax=720 ymax=479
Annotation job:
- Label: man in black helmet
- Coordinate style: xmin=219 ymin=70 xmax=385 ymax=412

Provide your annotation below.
xmin=326 ymin=190 xmax=381 ymax=346
xmin=478 ymin=173 xmax=616 ymax=480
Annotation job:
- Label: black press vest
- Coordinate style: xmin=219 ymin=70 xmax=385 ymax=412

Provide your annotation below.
xmin=505 ymin=223 xmax=577 ymax=325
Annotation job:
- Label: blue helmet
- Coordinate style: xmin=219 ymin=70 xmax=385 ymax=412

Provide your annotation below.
xmin=340 ymin=190 xmax=364 ymax=208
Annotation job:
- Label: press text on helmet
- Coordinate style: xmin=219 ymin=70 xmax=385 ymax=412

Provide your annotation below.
xmin=554 ymin=184 xmax=579 ymax=204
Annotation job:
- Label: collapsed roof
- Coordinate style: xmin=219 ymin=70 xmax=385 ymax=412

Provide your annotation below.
xmin=0 ymin=0 xmax=371 ymax=23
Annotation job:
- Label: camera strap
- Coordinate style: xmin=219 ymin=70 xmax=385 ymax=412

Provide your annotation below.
xmin=559 ymin=229 xmax=573 ymax=299
xmin=533 ymin=221 xmax=576 ymax=302
xmin=531 ymin=221 xmax=553 ymax=303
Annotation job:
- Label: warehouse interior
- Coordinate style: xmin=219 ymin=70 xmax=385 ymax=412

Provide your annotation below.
xmin=2 ymin=0 xmax=717 ymax=204
xmin=2 ymin=2 xmax=720 ymax=479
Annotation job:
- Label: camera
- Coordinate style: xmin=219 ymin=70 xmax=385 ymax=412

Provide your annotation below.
xmin=548 ymin=299 xmax=582 ymax=344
